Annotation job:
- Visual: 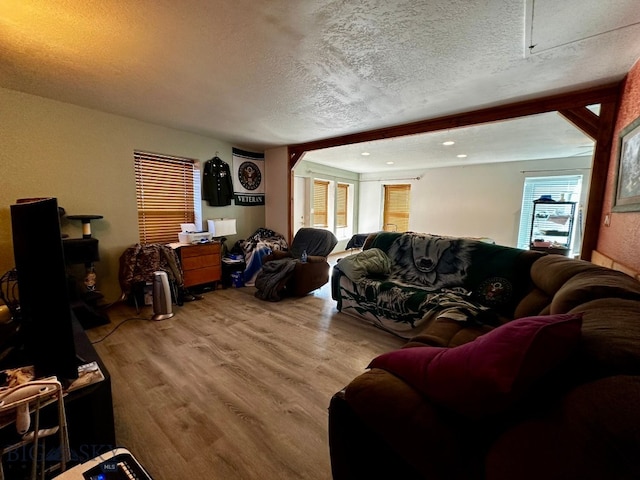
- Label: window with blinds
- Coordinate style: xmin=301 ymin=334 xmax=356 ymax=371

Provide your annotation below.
xmin=134 ymin=151 xmax=200 ymax=244
xmin=313 ymin=179 xmax=329 ymax=227
xmin=336 ymin=183 xmax=349 ymax=228
xmin=383 ymin=184 xmax=411 ymax=232
xmin=516 ymin=175 xmax=583 ymax=250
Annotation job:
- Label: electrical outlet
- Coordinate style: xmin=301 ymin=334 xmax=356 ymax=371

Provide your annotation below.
xmin=604 ymin=214 xmax=611 ymax=227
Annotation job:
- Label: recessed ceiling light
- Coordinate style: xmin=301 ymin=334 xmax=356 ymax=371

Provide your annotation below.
xmin=386 ymin=161 xmax=394 ymax=165
xmin=442 ymin=141 xmax=455 ymax=146
xmin=361 ymin=152 xmax=370 ymax=156
xmin=457 ymin=154 xmax=467 ymax=158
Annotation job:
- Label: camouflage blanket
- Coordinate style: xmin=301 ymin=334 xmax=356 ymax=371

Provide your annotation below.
xmin=119 ymin=243 xmax=184 ymax=296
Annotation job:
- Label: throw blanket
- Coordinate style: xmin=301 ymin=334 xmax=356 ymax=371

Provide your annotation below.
xmin=342 ymin=279 xmax=497 ymax=329
xmin=420 ymin=289 xmax=498 ymax=324
xmin=119 ymin=243 xmax=184 ymax=296
xmin=289 ymin=228 xmax=338 ymax=258
xmin=254 ymin=258 xmax=297 ymax=301
xmin=239 ymin=228 xmax=289 ymax=286
xmin=369 ymin=232 xmax=541 ymax=317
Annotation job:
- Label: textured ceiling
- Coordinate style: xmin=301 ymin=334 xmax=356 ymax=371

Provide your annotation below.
xmin=1 ymin=0 xmax=640 ymax=171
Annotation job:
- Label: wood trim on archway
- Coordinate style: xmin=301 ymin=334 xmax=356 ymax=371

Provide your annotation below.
xmin=286 ymin=83 xmax=621 ymax=259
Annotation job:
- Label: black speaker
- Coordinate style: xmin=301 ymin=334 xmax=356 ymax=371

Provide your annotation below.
xmin=10 ymin=197 xmax=78 ymax=380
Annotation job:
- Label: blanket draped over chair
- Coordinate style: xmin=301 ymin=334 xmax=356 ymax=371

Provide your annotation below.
xmin=254 ymin=258 xmax=298 ymax=301
xmin=118 ymin=243 xmax=184 ymax=301
xmin=238 ymin=228 xmax=289 ymax=286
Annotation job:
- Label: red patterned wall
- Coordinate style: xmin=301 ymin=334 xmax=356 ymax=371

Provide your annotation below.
xmin=597 ymin=58 xmax=640 ymax=269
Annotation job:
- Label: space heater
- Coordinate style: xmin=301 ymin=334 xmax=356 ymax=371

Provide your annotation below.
xmin=151 ymin=271 xmax=174 ymax=321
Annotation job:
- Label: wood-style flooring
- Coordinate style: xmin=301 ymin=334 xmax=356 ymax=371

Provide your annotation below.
xmin=86 ymin=263 xmax=404 ymax=480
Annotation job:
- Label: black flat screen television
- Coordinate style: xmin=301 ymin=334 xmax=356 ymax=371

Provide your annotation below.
xmin=10 ymin=197 xmax=78 ymax=380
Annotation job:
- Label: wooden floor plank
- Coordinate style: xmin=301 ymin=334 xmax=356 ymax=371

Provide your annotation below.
xmin=87 ymin=277 xmax=404 ymax=480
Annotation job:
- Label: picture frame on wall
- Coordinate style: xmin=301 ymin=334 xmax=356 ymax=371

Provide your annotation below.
xmin=613 ymin=115 xmax=640 ymax=212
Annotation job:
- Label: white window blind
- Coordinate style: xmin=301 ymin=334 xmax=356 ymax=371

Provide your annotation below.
xmin=135 ymin=151 xmax=199 ymax=244
xmin=383 ymin=184 xmax=411 ymax=232
xmin=313 ymin=179 xmax=329 ymax=227
xmin=516 ymin=175 xmax=583 ymax=250
xmin=336 ymin=183 xmax=349 ymax=228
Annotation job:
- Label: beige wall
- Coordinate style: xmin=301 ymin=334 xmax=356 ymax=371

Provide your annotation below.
xmin=0 ymin=87 xmax=264 ymax=301
xmin=358 ymin=156 xmax=592 ymax=247
xmin=264 ymin=146 xmax=290 ymax=240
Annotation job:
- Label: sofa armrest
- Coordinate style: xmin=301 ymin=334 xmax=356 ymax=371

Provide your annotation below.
xmin=263 ymin=250 xmax=292 ymax=263
xmin=331 ymin=265 xmax=345 ymax=303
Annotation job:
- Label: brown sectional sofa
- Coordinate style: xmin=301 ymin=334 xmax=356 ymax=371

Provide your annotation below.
xmin=329 ymin=234 xmax=640 ymax=480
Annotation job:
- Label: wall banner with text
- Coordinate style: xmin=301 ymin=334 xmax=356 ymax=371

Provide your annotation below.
xmin=232 ymin=148 xmax=265 ymax=206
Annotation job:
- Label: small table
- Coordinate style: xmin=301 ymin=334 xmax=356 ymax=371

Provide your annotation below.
xmin=221 ymin=257 xmax=246 ymax=288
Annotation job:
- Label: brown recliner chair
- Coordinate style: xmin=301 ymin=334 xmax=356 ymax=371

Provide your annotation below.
xmin=261 ymin=228 xmax=338 ymax=297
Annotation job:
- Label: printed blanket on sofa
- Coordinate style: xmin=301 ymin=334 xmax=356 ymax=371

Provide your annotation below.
xmin=336 ymin=233 xmax=541 ymax=337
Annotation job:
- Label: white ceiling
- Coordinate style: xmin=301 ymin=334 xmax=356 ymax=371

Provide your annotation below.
xmin=302 ymin=110 xmax=597 ymax=173
xmin=1 ymin=0 xmax=640 ymax=172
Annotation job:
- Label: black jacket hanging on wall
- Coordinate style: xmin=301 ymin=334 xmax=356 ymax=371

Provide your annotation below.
xmin=202 ymin=156 xmax=234 ymax=206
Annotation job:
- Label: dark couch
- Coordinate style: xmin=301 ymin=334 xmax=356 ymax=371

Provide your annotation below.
xmin=329 ymin=233 xmax=640 ymax=480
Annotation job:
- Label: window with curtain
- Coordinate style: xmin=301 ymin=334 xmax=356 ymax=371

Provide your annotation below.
xmin=516 ymin=175 xmax=583 ymax=250
xmin=336 ymin=183 xmax=349 ymax=228
xmin=383 ymin=184 xmax=411 ymax=232
xmin=134 ymin=151 xmax=200 ymax=244
xmin=313 ymin=179 xmax=329 ymax=227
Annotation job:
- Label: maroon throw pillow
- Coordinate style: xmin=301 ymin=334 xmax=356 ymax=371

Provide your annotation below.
xmin=368 ymin=313 xmax=582 ymax=418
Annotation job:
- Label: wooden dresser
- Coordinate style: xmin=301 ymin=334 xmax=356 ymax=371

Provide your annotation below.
xmin=178 ymin=242 xmax=222 ymax=288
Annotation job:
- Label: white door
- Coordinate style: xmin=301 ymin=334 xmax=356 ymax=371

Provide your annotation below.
xmin=293 ymin=176 xmax=309 ymax=235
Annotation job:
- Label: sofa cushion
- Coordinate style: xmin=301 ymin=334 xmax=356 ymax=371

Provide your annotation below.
xmin=551 ymin=269 xmax=640 ymax=314
xmin=485 ymin=375 xmax=640 ymax=480
xmin=368 ymin=313 xmax=582 ymax=418
xmin=570 ymin=298 xmax=640 ymax=377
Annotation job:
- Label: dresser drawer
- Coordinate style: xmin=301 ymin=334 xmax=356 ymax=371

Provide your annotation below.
xmin=183 ymin=266 xmax=221 ymax=288
xmin=180 ymin=243 xmax=221 ymax=258
xmin=181 ymin=254 xmax=220 ymax=270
